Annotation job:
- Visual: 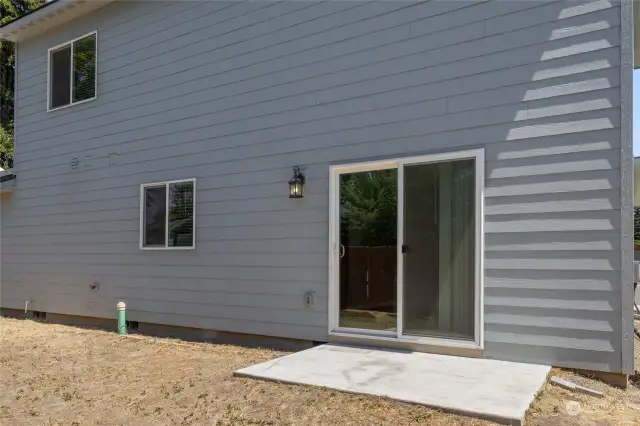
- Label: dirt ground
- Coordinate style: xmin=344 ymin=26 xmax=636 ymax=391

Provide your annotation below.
xmin=0 ymin=317 xmax=638 ymax=425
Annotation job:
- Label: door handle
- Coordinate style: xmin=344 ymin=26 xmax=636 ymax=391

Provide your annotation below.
xmin=339 ymin=244 xmax=346 ymax=258
xmin=402 ymin=244 xmax=409 ymax=254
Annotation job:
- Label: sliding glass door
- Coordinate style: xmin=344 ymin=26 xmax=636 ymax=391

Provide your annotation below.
xmin=330 ymin=150 xmax=483 ymax=347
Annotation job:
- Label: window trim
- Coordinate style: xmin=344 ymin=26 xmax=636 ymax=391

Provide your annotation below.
xmin=47 ymin=30 xmax=98 ymax=112
xmin=139 ymin=178 xmax=196 ymax=250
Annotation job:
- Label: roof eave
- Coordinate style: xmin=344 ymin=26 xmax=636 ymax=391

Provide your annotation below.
xmin=0 ymin=0 xmax=113 ymax=42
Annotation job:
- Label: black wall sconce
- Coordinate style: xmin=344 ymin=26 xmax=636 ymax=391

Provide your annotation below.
xmin=288 ymin=166 xmax=305 ymax=198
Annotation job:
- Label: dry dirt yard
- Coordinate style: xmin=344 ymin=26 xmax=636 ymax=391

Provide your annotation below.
xmin=0 ymin=317 xmax=638 ymax=426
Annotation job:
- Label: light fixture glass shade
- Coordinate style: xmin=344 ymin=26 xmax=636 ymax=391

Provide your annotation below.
xmin=288 ymin=166 xmax=305 ymax=198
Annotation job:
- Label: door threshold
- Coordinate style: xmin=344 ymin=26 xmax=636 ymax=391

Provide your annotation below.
xmin=329 ymin=329 xmax=482 ymax=350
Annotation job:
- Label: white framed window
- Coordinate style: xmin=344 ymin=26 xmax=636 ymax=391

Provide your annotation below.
xmin=48 ymin=31 xmax=97 ymax=111
xmin=140 ymin=178 xmax=196 ymax=250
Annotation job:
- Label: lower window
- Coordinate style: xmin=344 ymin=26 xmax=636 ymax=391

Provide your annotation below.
xmin=140 ymin=179 xmax=195 ymax=249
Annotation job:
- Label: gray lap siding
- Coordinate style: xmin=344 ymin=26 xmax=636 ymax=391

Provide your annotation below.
xmin=1 ymin=0 xmax=629 ymax=372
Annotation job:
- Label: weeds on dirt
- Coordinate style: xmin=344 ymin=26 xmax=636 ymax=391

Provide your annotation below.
xmin=0 ymin=317 xmax=638 ymax=426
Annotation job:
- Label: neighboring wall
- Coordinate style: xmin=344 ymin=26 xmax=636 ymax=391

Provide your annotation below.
xmin=2 ymin=0 xmax=630 ymax=372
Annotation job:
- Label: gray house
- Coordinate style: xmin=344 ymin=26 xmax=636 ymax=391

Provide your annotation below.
xmin=0 ymin=0 xmax=636 ymax=382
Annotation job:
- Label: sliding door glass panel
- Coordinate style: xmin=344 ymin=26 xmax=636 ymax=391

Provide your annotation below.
xmin=403 ymin=159 xmax=475 ymax=340
xmin=338 ymin=169 xmax=397 ymax=331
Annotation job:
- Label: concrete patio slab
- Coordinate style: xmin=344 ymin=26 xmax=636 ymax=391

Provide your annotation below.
xmin=235 ymin=344 xmax=550 ymax=425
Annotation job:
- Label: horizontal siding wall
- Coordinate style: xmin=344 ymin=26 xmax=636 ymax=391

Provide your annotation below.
xmin=2 ymin=0 xmax=624 ymax=371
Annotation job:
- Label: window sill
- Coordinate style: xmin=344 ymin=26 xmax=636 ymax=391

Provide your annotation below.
xmin=48 ymin=96 xmax=97 ymax=113
xmin=139 ymin=246 xmax=195 ymax=251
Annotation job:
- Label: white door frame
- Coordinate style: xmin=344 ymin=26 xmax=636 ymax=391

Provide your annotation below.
xmin=328 ymin=148 xmax=484 ymax=350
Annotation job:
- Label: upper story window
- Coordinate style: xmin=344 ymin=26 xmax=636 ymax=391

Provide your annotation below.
xmin=48 ymin=31 xmax=97 ymax=111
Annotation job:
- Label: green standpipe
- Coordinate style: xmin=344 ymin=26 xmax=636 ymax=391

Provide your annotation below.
xmin=117 ymin=301 xmax=127 ymax=335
